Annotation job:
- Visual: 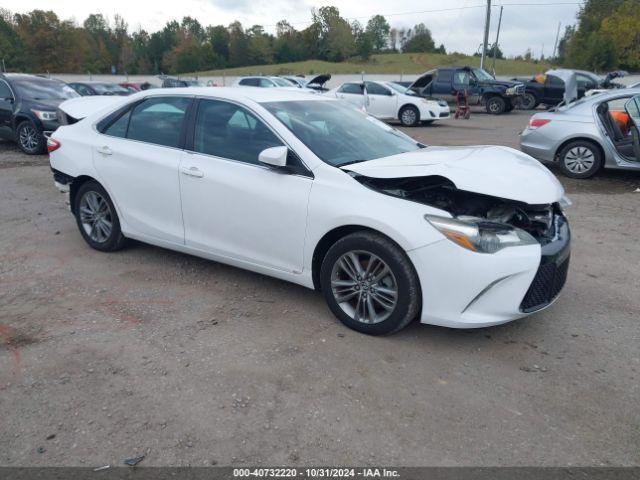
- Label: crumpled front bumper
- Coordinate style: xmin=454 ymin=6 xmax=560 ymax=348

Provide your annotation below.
xmin=408 ymin=215 xmax=570 ymax=328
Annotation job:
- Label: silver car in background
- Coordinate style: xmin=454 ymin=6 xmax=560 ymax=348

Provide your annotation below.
xmin=520 ymin=88 xmax=640 ymax=178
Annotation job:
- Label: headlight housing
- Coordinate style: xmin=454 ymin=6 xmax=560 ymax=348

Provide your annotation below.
xmin=425 ymin=214 xmax=538 ymax=254
xmin=31 ymin=109 xmax=57 ymax=121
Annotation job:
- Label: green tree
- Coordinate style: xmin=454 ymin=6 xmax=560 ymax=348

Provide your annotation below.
xmin=227 ymin=21 xmax=249 ymax=67
xmin=403 ymin=23 xmax=436 ymax=53
xmin=365 ymin=15 xmax=390 ymax=52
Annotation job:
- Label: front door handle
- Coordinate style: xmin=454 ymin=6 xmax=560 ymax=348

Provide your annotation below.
xmin=97 ymin=146 xmax=112 ymax=156
xmin=181 ymin=166 xmax=204 ymax=178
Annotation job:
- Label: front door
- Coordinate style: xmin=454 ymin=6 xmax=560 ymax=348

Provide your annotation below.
xmin=0 ymin=80 xmax=14 ymax=139
xmin=335 ymin=83 xmax=366 ymax=109
xmin=364 ymin=82 xmax=398 ymax=119
xmin=179 ymin=98 xmax=312 ymax=273
xmin=93 ymin=95 xmax=192 ymax=244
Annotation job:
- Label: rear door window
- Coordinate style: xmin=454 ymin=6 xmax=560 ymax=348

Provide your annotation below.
xmin=436 ymin=70 xmax=453 ymax=84
xmin=239 ymin=78 xmax=259 ymax=86
xmin=126 ymin=96 xmax=191 ymax=148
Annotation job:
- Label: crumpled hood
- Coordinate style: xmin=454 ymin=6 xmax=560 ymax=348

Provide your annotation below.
xmin=341 ymin=145 xmax=564 ymax=205
xmin=481 ymin=79 xmax=520 ymax=88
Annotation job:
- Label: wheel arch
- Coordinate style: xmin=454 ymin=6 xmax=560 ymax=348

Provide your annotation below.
xmin=554 ymin=136 xmax=605 ymax=163
xmin=311 ymin=224 xmax=412 ymax=291
xmin=69 ymin=175 xmax=101 ymax=214
xmin=398 ymin=103 xmax=420 ymax=121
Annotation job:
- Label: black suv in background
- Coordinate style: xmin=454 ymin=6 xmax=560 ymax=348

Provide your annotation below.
xmin=408 ymin=66 xmax=525 ymax=114
xmin=0 ymin=74 xmax=79 ymax=154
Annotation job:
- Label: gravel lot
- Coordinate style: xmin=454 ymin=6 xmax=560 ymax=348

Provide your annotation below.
xmin=1 ymin=109 xmax=639 ymax=467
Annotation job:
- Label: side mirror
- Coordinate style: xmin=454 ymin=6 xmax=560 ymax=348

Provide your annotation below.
xmin=259 ymin=146 xmax=288 ymax=168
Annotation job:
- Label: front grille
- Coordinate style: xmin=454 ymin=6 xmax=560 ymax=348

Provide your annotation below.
xmin=520 ymin=256 xmax=570 ymax=312
xmin=439 ymin=112 xmax=449 ymax=117
xmin=515 ymin=84 xmax=525 ymax=95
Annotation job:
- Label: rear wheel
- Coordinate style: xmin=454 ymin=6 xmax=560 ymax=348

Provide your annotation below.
xmin=17 ymin=120 xmax=45 ymax=155
xmin=74 ymin=181 xmax=127 ymax=251
xmin=320 ymin=232 xmax=421 ymax=335
xmin=486 ymin=96 xmax=506 ymax=115
xmin=399 ymin=105 xmax=420 ymax=127
xmin=558 ymin=140 xmax=602 ymax=179
xmin=521 ymin=92 xmax=539 ymax=110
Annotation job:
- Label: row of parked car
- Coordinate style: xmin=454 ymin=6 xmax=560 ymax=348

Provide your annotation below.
xmin=2 ymin=69 xmax=639 ymax=180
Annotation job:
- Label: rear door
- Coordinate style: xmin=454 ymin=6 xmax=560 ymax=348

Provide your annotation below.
xmin=431 ymin=69 xmax=455 ymax=102
xmin=178 ymin=98 xmax=312 ymax=272
xmin=93 ymin=95 xmax=192 ymax=244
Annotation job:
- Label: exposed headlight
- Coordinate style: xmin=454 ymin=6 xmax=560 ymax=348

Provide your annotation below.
xmin=31 ymin=110 xmax=57 ymax=121
xmin=438 ymin=100 xmax=448 ymax=107
xmin=425 ymin=214 xmax=538 ymax=254
xmin=505 ymin=87 xmax=517 ymax=96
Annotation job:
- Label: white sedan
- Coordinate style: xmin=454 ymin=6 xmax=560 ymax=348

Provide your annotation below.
xmin=326 ymin=80 xmax=450 ymax=126
xmin=49 ymin=88 xmax=570 ymax=335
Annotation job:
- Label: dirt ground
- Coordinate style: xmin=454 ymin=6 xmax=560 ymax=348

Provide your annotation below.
xmin=1 ymin=110 xmax=639 ymax=467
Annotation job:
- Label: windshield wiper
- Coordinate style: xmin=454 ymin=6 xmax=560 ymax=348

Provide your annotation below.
xmin=338 ymin=159 xmax=369 ymax=167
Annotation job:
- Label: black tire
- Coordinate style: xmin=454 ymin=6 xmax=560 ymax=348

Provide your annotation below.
xmin=521 ymin=92 xmax=539 ymax=110
xmin=74 ymin=181 xmax=127 ymax=251
xmin=16 ymin=120 xmax=45 ymax=155
xmin=557 ymin=140 xmax=603 ymax=179
xmin=399 ymin=105 xmax=420 ymax=127
xmin=485 ymin=96 xmax=506 ymax=115
xmin=319 ymin=231 xmax=421 ymax=335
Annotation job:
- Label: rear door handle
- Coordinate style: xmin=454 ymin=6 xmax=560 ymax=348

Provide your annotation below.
xmin=181 ymin=166 xmax=204 ymax=178
xmin=97 ymin=146 xmax=112 ymax=156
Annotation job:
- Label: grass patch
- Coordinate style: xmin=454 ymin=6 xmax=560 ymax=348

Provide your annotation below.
xmin=195 ymin=52 xmax=551 ymax=77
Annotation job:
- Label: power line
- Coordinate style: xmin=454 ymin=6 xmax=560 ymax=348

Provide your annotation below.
xmin=261 ymin=2 xmax=584 ymax=29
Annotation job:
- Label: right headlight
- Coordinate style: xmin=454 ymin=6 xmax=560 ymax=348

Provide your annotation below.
xmin=424 ymin=214 xmax=538 ymax=254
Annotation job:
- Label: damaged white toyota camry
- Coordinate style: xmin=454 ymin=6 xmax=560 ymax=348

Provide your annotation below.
xmin=49 ymin=88 xmax=570 ymax=335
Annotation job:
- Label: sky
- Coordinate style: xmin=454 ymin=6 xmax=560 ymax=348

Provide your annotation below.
xmin=3 ymin=0 xmax=583 ymax=57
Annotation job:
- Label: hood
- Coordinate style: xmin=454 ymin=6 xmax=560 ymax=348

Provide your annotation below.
xmin=28 ymin=98 xmax=65 ymax=110
xmin=58 ymin=96 xmax=127 ymax=121
xmin=481 ymin=78 xmax=520 ymax=88
xmin=341 ymin=145 xmax=564 ymax=205
xmin=546 ymin=69 xmax=578 ymax=103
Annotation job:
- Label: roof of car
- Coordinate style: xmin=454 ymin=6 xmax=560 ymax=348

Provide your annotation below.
xmin=135 ymin=86 xmax=329 ymax=103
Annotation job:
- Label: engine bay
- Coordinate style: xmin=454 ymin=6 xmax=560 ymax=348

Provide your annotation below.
xmin=354 ymin=175 xmax=560 ymax=242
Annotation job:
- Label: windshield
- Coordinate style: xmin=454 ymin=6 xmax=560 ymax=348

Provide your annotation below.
xmin=262 ymin=100 xmax=421 ymax=167
xmin=386 ymin=82 xmax=415 ymax=96
xmin=472 ymin=68 xmax=495 ymax=81
xmin=92 ymin=83 xmax=130 ymax=95
xmin=13 ymin=78 xmax=79 ymax=100
xmin=271 ymin=78 xmax=292 ymax=87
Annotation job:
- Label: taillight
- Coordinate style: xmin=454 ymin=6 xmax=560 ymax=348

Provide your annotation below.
xmin=528 ymin=118 xmax=551 ymax=129
xmin=47 ymin=138 xmax=61 ymax=154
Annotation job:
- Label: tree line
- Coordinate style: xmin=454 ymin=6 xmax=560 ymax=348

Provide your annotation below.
xmin=0 ymin=6 xmax=444 ymax=75
xmin=557 ymin=0 xmax=640 ymax=71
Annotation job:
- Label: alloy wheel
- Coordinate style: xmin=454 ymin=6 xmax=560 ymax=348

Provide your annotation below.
xmin=79 ymin=191 xmax=113 ymax=243
xmin=564 ymin=146 xmax=595 ymax=174
xmin=19 ymin=124 xmax=39 ymax=152
xmin=330 ymin=250 xmax=398 ymax=324
xmin=401 ymin=109 xmax=417 ymax=126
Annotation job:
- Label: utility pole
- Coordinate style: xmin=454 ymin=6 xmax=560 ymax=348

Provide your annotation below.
xmin=480 ymin=0 xmax=492 ymax=70
xmin=491 ymin=6 xmax=504 ymax=75
xmin=552 ymin=21 xmax=561 ymax=60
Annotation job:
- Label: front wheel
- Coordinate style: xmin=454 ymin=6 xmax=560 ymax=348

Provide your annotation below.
xmin=320 ymin=232 xmax=421 ymax=335
xmin=486 ymin=96 xmax=506 ymax=114
xmin=399 ymin=105 xmax=420 ymax=127
xmin=17 ymin=121 xmax=45 ymax=155
xmin=74 ymin=181 xmax=127 ymax=251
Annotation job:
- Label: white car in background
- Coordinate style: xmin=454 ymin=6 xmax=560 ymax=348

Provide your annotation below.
xmin=232 ymin=76 xmax=301 ymax=90
xmin=326 ymin=80 xmax=450 ymax=126
xmin=50 ymin=87 xmax=569 ymax=335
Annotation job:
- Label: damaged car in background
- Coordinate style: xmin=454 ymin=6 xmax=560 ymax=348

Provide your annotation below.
xmin=49 ymin=88 xmax=570 ymax=335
